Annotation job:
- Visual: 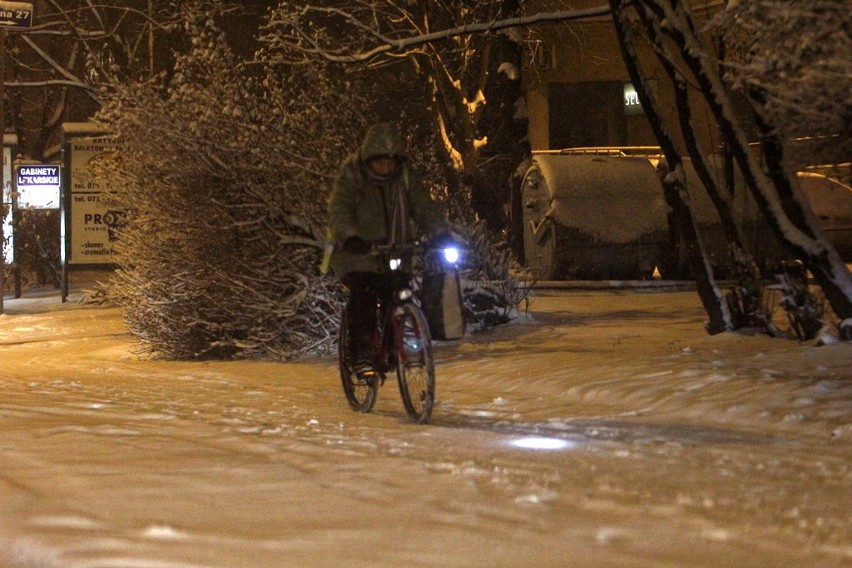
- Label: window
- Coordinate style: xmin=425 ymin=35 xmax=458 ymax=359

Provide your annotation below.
xmin=548 ymin=82 xmax=627 ymax=149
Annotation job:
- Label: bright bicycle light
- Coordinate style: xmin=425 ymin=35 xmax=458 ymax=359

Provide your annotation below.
xmin=389 ymin=258 xmax=402 ymax=271
xmin=442 ymin=246 xmax=460 ymax=264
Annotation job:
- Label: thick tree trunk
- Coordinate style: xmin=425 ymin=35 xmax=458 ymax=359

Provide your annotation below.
xmin=642 ymin=0 xmax=852 ymax=328
xmin=636 ymin=4 xmax=764 ymax=329
xmin=754 ymin=111 xmax=852 ymax=329
xmin=610 ymin=0 xmax=733 ymax=334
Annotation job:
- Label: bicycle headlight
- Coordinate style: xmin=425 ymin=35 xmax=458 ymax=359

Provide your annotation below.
xmin=442 ymin=246 xmax=460 ymax=265
xmin=389 ymin=257 xmax=402 ymax=271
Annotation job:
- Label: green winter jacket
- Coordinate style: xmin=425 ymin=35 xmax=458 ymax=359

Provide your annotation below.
xmin=326 ymin=123 xmax=446 ymax=278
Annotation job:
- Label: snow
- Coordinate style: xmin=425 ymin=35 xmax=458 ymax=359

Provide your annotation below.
xmin=497 ymin=62 xmax=519 ymax=81
xmin=60 ymin=122 xmax=111 ymax=136
xmin=530 ymin=153 xmax=668 ymax=243
xmin=0 ymin=280 xmax=850 ymax=567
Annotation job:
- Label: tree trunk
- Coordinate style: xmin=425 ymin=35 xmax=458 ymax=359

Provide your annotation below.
xmin=609 ymin=0 xmax=733 ymax=334
xmin=655 ymin=6 xmax=852 ymax=327
xmin=636 ymin=4 xmax=763 ymax=329
xmin=753 ymin=108 xmax=852 ymax=328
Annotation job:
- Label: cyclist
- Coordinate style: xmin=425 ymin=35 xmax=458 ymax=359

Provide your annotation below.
xmin=325 ymin=123 xmax=448 ymax=382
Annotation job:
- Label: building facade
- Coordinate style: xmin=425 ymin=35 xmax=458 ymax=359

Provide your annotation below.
xmin=521 ymin=0 xmax=723 ymax=153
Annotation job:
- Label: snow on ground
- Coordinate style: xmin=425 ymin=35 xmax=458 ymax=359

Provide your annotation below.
xmin=0 ymin=281 xmax=849 ymax=567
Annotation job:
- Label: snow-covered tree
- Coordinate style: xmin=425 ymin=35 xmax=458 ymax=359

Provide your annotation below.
xmin=608 ymin=0 xmax=852 ymax=337
xmin=0 ymin=1 xmax=276 ymax=158
xmin=262 ymin=0 xmax=530 ymax=233
xmin=267 ymin=0 xmax=852 ymax=338
xmin=717 ymin=0 xmax=852 ymax=336
xmin=719 ymin=0 xmax=851 ymax=170
xmin=7 ymin=1 xmax=171 ymax=159
xmin=96 ymin=11 xmax=373 ymax=359
xmin=4 ymin=1 xmax=256 ymax=288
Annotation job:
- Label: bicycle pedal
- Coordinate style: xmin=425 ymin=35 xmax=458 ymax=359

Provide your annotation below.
xmin=353 ymin=364 xmax=378 ymax=384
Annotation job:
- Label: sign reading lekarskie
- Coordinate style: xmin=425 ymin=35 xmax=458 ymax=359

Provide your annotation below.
xmin=16 ymin=164 xmax=60 ymax=209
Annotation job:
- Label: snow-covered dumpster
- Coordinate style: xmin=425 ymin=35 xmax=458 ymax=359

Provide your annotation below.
xmin=658 ymin=155 xmax=763 ymax=278
xmin=520 ymin=150 xmax=852 ymax=281
xmin=665 ymin=159 xmax=852 ymax=277
xmin=797 ymin=172 xmax=852 ymax=260
xmin=520 ymin=152 xmax=668 ymax=280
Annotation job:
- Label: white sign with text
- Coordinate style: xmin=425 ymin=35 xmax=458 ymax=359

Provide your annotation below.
xmin=68 ymin=135 xmax=125 ymax=264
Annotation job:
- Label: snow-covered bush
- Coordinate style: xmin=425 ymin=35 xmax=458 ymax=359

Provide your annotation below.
xmin=6 ymin=209 xmax=61 ymax=289
xmin=765 ymin=261 xmax=826 ymax=342
xmin=95 ymin=16 xmax=370 ymax=359
xmin=92 ymin=5 xmax=525 ymax=359
xmin=720 ymin=0 xmax=851 ymax=167
xmin=458 ymin=222 xmax=530 ymax=330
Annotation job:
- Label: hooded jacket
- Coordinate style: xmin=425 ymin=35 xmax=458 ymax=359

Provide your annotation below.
xmin=326 ymin=123 xmax=446 ymax=277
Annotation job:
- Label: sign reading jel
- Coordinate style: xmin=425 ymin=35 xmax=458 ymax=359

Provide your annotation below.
xmin=0 ymin=1 xmax=32 ymax=29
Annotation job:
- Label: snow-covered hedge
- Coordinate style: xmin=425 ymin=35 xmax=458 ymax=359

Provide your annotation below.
xmin=455 ymin=223 xmax=530 ymax=330
xmin=94 ymin=15 xmax=527 ymax=359
xmin=95 ymin=18 xmax=366 ymax=359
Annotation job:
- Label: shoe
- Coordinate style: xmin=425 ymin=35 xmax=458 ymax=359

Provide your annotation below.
xmin=353 ymin=362 xmax=377 ymax=384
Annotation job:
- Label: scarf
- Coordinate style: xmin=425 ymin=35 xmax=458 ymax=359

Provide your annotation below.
xmin=388 ymin=175 xmax=410 ymax=246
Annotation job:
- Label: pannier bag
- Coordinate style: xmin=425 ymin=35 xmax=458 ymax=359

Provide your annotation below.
xmin=420 ymin=269 xmax=465 ymax=340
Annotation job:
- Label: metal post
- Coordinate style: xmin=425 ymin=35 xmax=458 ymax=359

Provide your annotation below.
xmin=0 ymin=28 xmax=5 ymax=314
xmin=148 ymin=0 xmax=154 ymax=74
xmin=0 ymin=0 xmax=34 ymax=314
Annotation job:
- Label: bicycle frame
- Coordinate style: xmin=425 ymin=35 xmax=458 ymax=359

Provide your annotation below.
xmin=373 ymin=272 xmax=415 ymax=381
xmin=339 ymin=242 xmax=441 ymax=423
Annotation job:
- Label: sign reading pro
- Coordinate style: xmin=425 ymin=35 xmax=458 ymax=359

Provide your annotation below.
xmin=63 ymin=124 xmax=126 ymax=265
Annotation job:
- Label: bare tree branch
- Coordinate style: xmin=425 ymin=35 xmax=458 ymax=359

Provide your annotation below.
xmin=5 ymin=79 xmax=96 ymax=92
xmin=19 ymin=35 xmax=97 ymax=100
xmin=272 ymin=4 xmax=611 ymax=63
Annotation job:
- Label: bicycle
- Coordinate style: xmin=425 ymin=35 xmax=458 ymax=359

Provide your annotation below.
xmin=338 ymin=242 xmax=459 ymax=424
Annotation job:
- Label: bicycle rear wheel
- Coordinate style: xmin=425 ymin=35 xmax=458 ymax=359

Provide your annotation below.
xmin=395 ymin=302 xmax=435 ymax=423
xmin=339 ymin=306 xmax=379 ymax=413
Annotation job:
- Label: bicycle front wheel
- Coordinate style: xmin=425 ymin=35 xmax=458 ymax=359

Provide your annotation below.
xmin=395 ymin=302 xmax=435 ymax=423
xmin=339 ymin=306 xmax=378 ymax=413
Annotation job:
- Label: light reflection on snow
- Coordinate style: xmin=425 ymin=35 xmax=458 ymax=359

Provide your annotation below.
xmin=142 ymin=524 xmax=189 ymax=540
xmin=2 ymin=289 xmax=850 ymax=567
xmin=509 ymin=436 xmax=578 ymax=451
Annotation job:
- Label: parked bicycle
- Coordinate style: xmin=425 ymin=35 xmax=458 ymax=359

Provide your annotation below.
xmin=338 ymin=242 xmax=460 ymax=423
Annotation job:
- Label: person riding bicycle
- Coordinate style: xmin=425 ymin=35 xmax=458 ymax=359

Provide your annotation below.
xmin=325 ymin=123 xmax=448 ymax=381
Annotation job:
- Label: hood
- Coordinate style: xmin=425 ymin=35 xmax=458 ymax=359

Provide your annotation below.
xmin=360 ymin=123 xmax=407 ymax=162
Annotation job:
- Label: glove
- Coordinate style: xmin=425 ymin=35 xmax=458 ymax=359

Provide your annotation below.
xmin=343 ymin=236 xmax=370 ymax=255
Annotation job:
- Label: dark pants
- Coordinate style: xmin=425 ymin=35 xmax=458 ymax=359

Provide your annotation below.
xmin=342 ymin=272 xmax=394 ymax=365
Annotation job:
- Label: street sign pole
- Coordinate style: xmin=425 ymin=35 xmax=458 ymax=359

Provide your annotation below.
xmin=1 ymin=28 xmax=5 ymax=314
xmin=0 ymin=2 xmax=33 ymax=313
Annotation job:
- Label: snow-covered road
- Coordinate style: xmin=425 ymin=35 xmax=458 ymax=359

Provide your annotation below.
xmin=0 ymin=288 xmax=849 ymax=567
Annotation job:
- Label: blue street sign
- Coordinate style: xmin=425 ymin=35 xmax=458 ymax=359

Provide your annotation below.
xmin=17 ymin=164 xmax=60 ymax=209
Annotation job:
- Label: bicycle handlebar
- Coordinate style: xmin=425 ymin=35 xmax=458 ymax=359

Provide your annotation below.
xmin=369 ymin=243 xmax=418 ymax=255
xmin=369 ymin=240 xmax=462 ymax=271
